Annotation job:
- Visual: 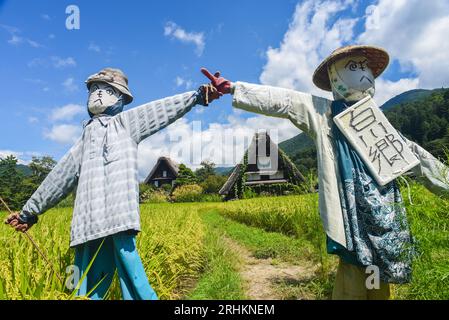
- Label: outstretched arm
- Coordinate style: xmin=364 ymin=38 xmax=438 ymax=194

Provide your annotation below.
xmin=406 ymin=138 xmax=449 ymax=196
xmin=114 ymin=85 xmax=219 ymax=144
xmin=201 ymin=68 xmax=330 ymax=136
xmin=16 ymin=137 xmax=83 ymax=228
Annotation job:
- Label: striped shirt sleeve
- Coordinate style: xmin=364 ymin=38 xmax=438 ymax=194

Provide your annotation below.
xmin=19 ymin=137 xmax=83 ymax=224
xmin=114 ymin=91 xmax=200 ymax=144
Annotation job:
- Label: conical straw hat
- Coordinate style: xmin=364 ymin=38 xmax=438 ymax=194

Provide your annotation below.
xmin=313 ymin=45 xmax=390 ymax=91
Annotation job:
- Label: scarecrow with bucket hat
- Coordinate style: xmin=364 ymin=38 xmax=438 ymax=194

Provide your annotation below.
xmin=201 ymin=45 xmax=449 ymax=300
xmin=5 ymin=67 xmax=221 ymax=300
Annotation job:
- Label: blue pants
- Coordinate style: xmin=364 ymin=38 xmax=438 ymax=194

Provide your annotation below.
xmin=74 ymin=231 xmax=158 ymax=300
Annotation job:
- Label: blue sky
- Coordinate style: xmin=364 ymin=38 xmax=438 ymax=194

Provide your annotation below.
xmin=1 ymin=0 xmax=448 ymax=179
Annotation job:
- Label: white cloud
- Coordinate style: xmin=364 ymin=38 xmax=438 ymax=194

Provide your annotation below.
xmin=62 ymin=78 xmax=79 ymax=92
xmin=175 ymin=76 xmax=194 ymax=89
xmin=0 ymin=150 xmax=41 ymax=164
xmin=50 ymin=104 xmax=84 ymax=122
xmin=175 ymin=76 xmax=185 ymax=87
xmin=28 ymin=116 xmax=39 ymax=124
xmin=27 ymin=58 xmax=45 ymax=68
xmin=260 ymin=0 xmax=355 ymax=97
xmin=88 ymin=42 xmax=101 ymax=53
xmin=27 ymin=39 xmax=42 ymax=48
xmin=136 ymin=113 xmax=298 ymax=180
xmin=28 ymin=56 xmax=76 ymax=68
xmin=51 ymin=56 xmax=76 ymax=68
xmin=25 ymin=78 xmax=45 ymax=84
xmin=7 ymin=34 xmax=23 ymax=45
xmin=41 ymin=14 xmax=51 ymax=21
xmin=1 ymin=24 xmax=43 ymax=48
xmin=359 ymin=0 xmax=449 ymax=89
xmin=164 ymin=21 xmax=205 ymax=56
xmin=0 ymin=24 xmax=20 ymax=34
xmin=0 ymin=150 xmax=23 ymax=162
xmin=375 ymin=78 xmax=420 ymax=106
xmin=260 ymin=0 xmax=449 ymax=106
xmin=25 ymin=78 xmax=50 ymax=92
xmin=44 ymin=124 xmax=81 ymax=145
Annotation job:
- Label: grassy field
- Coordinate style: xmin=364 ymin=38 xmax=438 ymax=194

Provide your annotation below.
xmin=0 ymin=183 xmax=447 ymax=300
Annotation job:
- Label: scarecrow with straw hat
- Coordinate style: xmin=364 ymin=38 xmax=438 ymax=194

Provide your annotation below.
xmin=4 ymin=67 xmax=221 ymax=300
xmin=201 ymin=45 xmax=449 ymax=300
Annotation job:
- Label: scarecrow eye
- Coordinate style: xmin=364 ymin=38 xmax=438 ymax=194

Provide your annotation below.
xmin=91 ymin=84 xmax=99 ymax=92
xmin=105 ymin=86 xmax=116 ymax=96
xmin=344 ymin=60 xmax=359 ymax=71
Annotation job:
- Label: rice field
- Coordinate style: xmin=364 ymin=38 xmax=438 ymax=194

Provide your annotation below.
xmin=0 ymin=203 xmax=209 ymax=300
xmin=0 ymin=182 xmax=448 ymax=300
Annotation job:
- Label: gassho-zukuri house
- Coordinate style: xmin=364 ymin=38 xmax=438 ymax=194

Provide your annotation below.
xmin=144 ymin=156 xmax=179 ymax=188
xmin=219 ymin=131 xmax=307 ymax=200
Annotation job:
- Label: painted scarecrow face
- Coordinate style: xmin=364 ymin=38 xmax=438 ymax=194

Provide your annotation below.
xmin=328 ymin=55 xmax=375 ymax=101
xmin=87 ymin=82 xmax=122 ymax=115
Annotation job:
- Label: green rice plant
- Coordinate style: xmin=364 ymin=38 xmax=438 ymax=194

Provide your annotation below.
xmin=134 ymin=203 xmax=207 ymax=299
xmin=393 ymin=182 xmax=449 ymax=299
xmin=1 ymin=182 xmax=447 ymax=300
xmin=171 ymin=184 xmax=204 ymax=203
xmin=217 ymin=194 xmax=329 ymax=268
xmin=0 ymin=203 xmax=207 ymax=300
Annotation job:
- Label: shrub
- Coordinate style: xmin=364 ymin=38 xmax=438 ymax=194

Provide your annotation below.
xmin=197 ymin=194 xmax=223 ymax=203
xmin=200 ymin=175 xmax=227 ymax=194
xmin=171 ymin=184 xmax=203 ymax=203
xmin=161 ymin=183 xmax=173 ymax=193
xmin=140 ymin=189 xmax=168 ymax=204
xmin=244 ymin=182 xmax=304 ymax=198
xmin=139 ymin=183 xmax=154 ymax=199
xmin=243 ymin=187 xmax=258 ymax=199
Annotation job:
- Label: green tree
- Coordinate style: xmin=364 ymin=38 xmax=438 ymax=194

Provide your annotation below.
xmin=200 ymin=174 xmax=227 ymax=194
xmin=28 ymin=156 xmax=57 ymax=185
xmin=195 ymin=161 xmax=216 ymax=181
xmin=174 ymin=164 xmax=197 ymax=187
xmin=0 ymin=156 xmax=27 ymax=210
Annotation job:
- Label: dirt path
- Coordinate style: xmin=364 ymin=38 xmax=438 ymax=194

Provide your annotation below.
xmin=223 ymin=237 xmax=318 ymax=300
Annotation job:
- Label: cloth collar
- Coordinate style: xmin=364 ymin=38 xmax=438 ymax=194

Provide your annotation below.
xmin=83 ymin=114 xmax=112 ymax=128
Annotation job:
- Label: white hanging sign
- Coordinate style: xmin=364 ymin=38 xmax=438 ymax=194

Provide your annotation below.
xmin=333 ymin=95 xmax=420 ymax=186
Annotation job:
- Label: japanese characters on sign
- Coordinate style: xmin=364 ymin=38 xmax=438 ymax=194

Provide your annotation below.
xmin=333 ymin=96 xmax=420 ymax=186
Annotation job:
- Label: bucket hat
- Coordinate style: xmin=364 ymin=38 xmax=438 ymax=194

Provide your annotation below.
xmin=86 ymin=68 xmax=134 ymax=105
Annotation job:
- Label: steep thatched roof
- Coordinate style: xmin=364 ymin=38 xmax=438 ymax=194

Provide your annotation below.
xmin=218 ymin=163 xmax=243 ymax=196
xmin=144 ymin=157 xmax=179 ymax=184
xmin=219 ymin=132 xmax=306 ymax=197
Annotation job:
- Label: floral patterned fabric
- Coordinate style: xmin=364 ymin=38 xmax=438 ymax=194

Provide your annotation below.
xmin=329 ymin=100 xmax=416 ymax=284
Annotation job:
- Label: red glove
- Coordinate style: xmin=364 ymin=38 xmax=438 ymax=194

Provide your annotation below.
xmin=200 ymin=84 xmax=222 ymax=106
xmin=201 ymin=68 xmax=232 ymax=94
xmin=4 ymin=213 xmax=32 ymax=232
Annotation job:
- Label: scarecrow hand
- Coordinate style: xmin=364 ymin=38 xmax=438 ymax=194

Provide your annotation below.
xmin=4 ymin=213 xmax=32 ymax=233
xmin=201 ymin=68 xmax=232 ymax=95
xmin=199 ymin=83 xmax=223 ymax=106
